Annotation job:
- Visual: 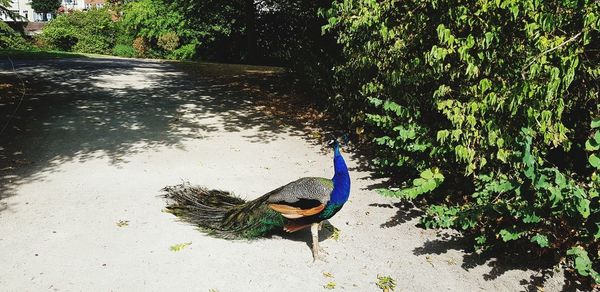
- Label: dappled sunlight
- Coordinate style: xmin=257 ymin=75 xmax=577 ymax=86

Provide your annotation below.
xmin=0 ymin=58 xmax=305 ymax=201
xmin=89 ymin=67 xmax=183 ymax=90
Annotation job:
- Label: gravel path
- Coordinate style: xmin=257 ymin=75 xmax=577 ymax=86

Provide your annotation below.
xmin=0 ymin=57 xmax=566 ymax=291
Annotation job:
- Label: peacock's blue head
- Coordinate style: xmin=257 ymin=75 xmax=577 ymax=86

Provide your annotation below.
xmin=327 ymin=138 xmax=339 ymax=148
xmin=327 ymin=133 xmax=349 ymax=155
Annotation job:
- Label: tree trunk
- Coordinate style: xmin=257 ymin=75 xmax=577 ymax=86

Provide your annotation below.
xmin=243 ymin=0 xmax=257 ymax=63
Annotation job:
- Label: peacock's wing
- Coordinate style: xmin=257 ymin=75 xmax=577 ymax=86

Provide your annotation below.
xmin=265 ymin=177 xmax=333 ymax=219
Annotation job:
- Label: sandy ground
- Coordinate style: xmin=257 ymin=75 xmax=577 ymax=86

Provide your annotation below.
xmin=0 ymin=57 xmax=569 ymax=291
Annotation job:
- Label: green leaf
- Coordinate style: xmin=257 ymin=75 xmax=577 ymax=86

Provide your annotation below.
xmin=424 ymin=180 xmax=438 ymax=191
xmin=589 ymin=154 xmax=600 ymax=169
xmin=549 ymin=187 xmax=563 ymax=206
xmin=523 ymin=213 xmax=541 ymax=223
xmin=170 ymin=242 xmax=192 ymax=252
xmin=413 ymin=178 xmax=426 ymax=186
xmin=376 ymin=275 xmax=397 ymax=291
xmin=567 ymin=247 xmax=593 ymax=276
xmin=437 ymin=130 xmax=450 ymax=142
xmin=577 ymin=197 xmax=591 ymax=218
xmin=531 ymin=234 xmax=549 ymax=248
xmin=523 ymin=141 xmax=534 ymax=167
xmin=585 ymin=139 xmax=600 ymax=151
xmin=592 ymin=119 xmax=600 ymax=129
xmin=421 ymin=169 xmax=434 ymax=179
xmin=499 ymin=229 xmax=522 ymax=241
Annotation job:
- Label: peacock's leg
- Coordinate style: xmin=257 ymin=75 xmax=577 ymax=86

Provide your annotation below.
xmin=311 ymin=222 xmax=325 ymax=262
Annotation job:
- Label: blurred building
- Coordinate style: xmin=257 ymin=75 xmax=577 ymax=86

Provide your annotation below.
xmin=1 ymin=0 xmax=105 ymax=22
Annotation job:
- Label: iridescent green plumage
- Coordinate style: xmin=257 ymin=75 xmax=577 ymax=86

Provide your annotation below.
xmin=163 ymin=140 xmax=351 ymax=260
xmin=163 ymin=177 xmax=335 ymax=239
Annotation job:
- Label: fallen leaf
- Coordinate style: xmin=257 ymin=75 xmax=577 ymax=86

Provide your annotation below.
xmin=376 ymin=275 xmax=396 ymax=292
xmin=425 ymin=255 xmax=434 ymax=267
xmin=323 ymin=224 xmax=341 ymax=241
xmin=116 ymin=220 xmax=129 ymax=227
xmin=170 ymin=242 xmax=192 ymax=252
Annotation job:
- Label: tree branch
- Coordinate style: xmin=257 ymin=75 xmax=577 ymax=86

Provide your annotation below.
xmin=521 ymin=31 xmax=583 ymax=79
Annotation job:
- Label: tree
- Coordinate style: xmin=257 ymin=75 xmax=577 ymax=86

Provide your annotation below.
xmin=323 ymin=0 xmax=600 ymax=285
xmin=1 ymin=0 xmax=23 ymax=20
xmin=165 ymin=0 xmax=337 ymax=66
xmin=39 ymin=9 xmax=116 ymax=53
xmin=30 ymin=0 xmax=61 ymax=21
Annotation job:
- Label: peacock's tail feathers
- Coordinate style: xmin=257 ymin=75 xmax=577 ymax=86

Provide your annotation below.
xmin=162 ymin=183 xmax=286 ymax=239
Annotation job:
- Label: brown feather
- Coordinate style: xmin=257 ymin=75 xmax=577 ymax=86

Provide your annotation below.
xmin=268 ymin=203 xmax=325 ymax=218
xmin=283 ymin=224 xmax=312 ymax=233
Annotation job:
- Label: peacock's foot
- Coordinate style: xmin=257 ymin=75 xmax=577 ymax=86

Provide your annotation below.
xmin=312 ymin=248 xmax=328 ymax=262
xmin=318 ymin=246 xmax=329 ymax=255
xmin=312 ymin=243 xmax=329 ymax=262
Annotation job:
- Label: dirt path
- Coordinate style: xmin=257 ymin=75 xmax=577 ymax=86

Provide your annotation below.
xmin=0 ymin=57 xmax=565 ymax=291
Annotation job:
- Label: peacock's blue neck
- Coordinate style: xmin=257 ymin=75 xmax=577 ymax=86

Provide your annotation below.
xmin=329 ymin=144 xmax=350 ymax=205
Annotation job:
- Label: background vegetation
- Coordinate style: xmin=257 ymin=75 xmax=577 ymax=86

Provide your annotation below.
xmin=30 ymin=0 xmax=60 ymax=21
xmin=321 ymin=0 xmax=599 ymax=285
xmin=33 ymin=2 xmax=200 ymax=59
xmin=39 ymin=9 xmax=116 ymax=53
xmin=1 ymin=0 xmax=598 ymax=286
xmin=0 ymin=21 xmax=31 ymax=50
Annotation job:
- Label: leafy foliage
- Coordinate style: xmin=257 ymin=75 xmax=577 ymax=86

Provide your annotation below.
xmin=166 ymin=0 xmax=339 ymax=71
xmin=323 ymin=0 xmax=600 ymax=284
xmin=112 ymin=44 xmax=136 ymax=58
xmin=567 ymin=246 xmax=600 ymax=283
xmin=168 ymin=43 xmax=196 ymax=60
xmin=120 ymin=0 xmax=198 ymax=59
xmin=39 ymin=9 xmax=116 ymax=54
xmin=157 ymin=32 xmax=179 ymax=52
xmin=0 ymin=21 xmax=31 ymax=50
xmin=165 ymin=0 xmax=255 ymax=62
xmin=0 ymin=0 xmax=24 ymax=20
xmin=30 ymin=0 xmax=60 ymax=20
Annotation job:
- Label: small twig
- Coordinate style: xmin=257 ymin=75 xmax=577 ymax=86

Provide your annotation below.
xmin=521 ymin=31 xmax=583 ymax=79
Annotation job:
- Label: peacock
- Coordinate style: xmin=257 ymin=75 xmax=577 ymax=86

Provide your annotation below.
xmin=162 ymin=138 xmax=351 ymax=261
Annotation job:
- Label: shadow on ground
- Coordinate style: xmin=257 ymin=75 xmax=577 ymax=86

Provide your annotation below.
xmin=368 ymin=200 xmax=588 ymax=291
xmin=272 ymin=220 xmax=336 ymax=253
xmin=368 ymin=201 xmax=424 ymax=228
xmin=0 ymin=57 xmax=585 ymax=291
xmin=0 ymin=57 xmax=314 ymax=203
xmin=412 ymin=232 xmax=588 ymax=291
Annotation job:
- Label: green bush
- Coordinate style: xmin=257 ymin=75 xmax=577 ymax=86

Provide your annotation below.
xmin=167 ymin=43 xmax=196 ymax=60
xmin=0 ymin=21 xmax=31 ymax=50
xmin=120 ymin=0 xmax=199 ymax=58
xmin=72 ymin=34 xmax=111 ymax=54
xmin=40 ymin=8 xmax=116 ymax=54
xmin=157 ymin=31 xmax=179 ymax=52
xmin=323 ymin=0 xmax=599 ymax=284
xmin=37 ymin=26 xmax=77 ymax=51
xmin=112 ymin=44 xmax=136 ymax=58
